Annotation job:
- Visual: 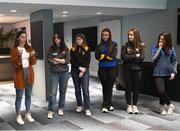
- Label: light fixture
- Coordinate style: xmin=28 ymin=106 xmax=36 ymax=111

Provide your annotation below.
xmin=0 ymin=14 xmax=4 ymax=16
xmin=62 ymin=11 xmax=68 ymax=14
xmin=96 ymin=12 xmax=102 ymax=15
xmin=11 ymin=10 xmax=16 ymax=13
xmin=62 ymin=15 xmax=67 ymax=17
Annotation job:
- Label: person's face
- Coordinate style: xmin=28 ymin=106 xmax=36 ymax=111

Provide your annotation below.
xmin=76 ymin=36 xmax=84 ymax=46
xmin=159 ymin=35 xmax=165 ymax=45
xmin=102 ymin=31 xmax=110 ymax=42
xmin=18 ymin=33 xmax=27 ymax=46
xmin=128 ymin=31 xmax=135 ymax=42
xmin=54 ymin=35 xmax=61 ymax=46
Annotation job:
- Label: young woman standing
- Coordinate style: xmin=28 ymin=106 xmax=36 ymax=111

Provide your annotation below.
xmin=121 ymin=28 xmax=145 ymax=114
xmin=47 ymin=33 xmax=70 ymax=119
xmin=70 ymin=33 xmax=91 ymax=116
xmin=95 ymin=28 xmax=118 ymax=113
xmin=151 ymin=32 xmax=177 ymax=115
xmin=10 ymin=31 xmax=37 ymax=125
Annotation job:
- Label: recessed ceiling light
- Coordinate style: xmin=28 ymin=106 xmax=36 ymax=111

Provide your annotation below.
xmin=96 ymin=12 xmax=102 ymax=15
xmin=62 ymin=15 xmax=67 ymax=17
xmin=11 ymin=10 xmax=16 ymax=13
xmin=62 ymin=11 xmax=68 ymax=14
xmin=0 ymin=14 xmax=4 ymax=16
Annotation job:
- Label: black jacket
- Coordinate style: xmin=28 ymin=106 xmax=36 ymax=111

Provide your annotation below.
xmin=121 ymin=42 xmax=145 ymax=70
xmin=70 ymin=45 xmax=91 ymax=69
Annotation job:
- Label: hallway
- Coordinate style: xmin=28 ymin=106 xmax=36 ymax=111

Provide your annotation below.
xmin=0 ymin=77 xmax=180 ymax=130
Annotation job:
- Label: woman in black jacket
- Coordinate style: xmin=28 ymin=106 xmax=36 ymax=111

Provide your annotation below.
xmin=121 ymin=28 xmax=145 ymax=114
xmin=70 ymin=33 xmax=91 ymax=116
xmin=95 ymin=28 xmax=118 ymax=113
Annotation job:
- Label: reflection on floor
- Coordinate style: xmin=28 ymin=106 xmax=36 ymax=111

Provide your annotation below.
xmin=0 ymin=78 xmax=180 ymax=130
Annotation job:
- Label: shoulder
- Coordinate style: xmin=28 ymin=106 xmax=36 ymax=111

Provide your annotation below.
xmin=11 ymin=47 xmax=18 ymax=53
xmin=140 ymin=42 xmax=145 ymax=46
xmin=151 ymin=44 xmax=158 ymax=51
xmin=112 ymin=41 xmax=117 ymax=46
xmin=171 ymin=47 xmax=176 ymax=54
xmin=71 ymin=47 xmax=76 ymax=52
xmin=48 ymin=46 xmax=53 ymax=52
xmin=121 ymin=42 xmax=128 ymax=48
xmin=84 ymin=45 xmax=90 ymax=52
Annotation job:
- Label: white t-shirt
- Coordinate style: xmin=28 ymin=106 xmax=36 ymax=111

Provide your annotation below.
xmin=17 ymin=47 xmax=30 ymax=68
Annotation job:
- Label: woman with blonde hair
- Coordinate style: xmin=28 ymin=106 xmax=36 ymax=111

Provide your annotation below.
xmin=121 ymin=28 xmax=145 ymax=114
xmin=70 ymin=33 xmax=91 ymax=116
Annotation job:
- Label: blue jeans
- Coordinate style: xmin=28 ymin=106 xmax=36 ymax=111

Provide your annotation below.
xmin=71 ymin=68 xmax=90 ymax=110
xmin=48 ymin=71 xmax=69 ymax=112
xmin=15 ymin=68 xmax=32 ymax=114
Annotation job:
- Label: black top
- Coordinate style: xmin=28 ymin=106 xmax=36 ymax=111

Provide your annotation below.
xmin=70 ymin=45 xmax=91 ymax=69
xmin=121 ymin=42 xmax=145 ymax=70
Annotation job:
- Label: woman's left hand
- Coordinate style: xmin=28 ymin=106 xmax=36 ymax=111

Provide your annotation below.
xmin=169 ymin=73 xmax=175 ymax=80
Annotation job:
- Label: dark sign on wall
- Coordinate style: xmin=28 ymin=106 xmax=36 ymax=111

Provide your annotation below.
xmin=31 ymin=21 xmax=43 ymax=59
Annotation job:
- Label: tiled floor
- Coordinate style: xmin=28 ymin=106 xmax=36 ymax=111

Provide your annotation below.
xmin=0 ymin=78 xmax=180 ymax=130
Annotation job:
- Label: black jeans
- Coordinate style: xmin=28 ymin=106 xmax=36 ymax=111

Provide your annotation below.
xmin=98 ymin=67 xmax=117 ymax=109
xmin=154 ymin=76 xmax=171 ymax=105
xmin=124 ymin=69 xmax=142 ymax=105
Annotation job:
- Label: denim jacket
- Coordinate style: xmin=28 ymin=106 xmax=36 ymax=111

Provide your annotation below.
xmin=151 ymin=44 xmax=177 ymax=76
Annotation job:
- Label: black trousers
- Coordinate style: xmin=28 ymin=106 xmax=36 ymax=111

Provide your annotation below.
xmin=154 ymin=77 xmax=171 ymax=105
xmin=124 ymin=69 xmax=142 ymax=105
xmin=98 ymin=67 xmax=117 ymax=109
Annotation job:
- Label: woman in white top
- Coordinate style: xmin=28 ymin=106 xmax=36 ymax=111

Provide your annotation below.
xmin=10 ymin=31 xmax=37 ymax=125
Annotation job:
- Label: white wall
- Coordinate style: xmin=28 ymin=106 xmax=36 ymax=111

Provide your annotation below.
xmin=121 ymin=0 xmax=180 ymax=63
xmin=64 ymin=17 xmax=121 ymax=76
xmin=12 ymin=20 xmax=31 ymax=44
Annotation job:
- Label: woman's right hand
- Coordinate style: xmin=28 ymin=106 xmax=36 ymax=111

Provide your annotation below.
xmin=18 ymin=49 xmax=23 ymax=56
xmin=158 ymin=42 xmax=163 ymax=48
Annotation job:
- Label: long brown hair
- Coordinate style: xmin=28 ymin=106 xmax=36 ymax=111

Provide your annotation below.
xmin=128 ymin=28 xmax=143 ymax=48
xmin=100 ymin=28 xmax=113 ymax=53
xmin=72 ymin=33 xmax=88 ymax=50
xmin=156 ymin=32 xmax=172 ymax=53
xmin=14 ymin=31 xmax=31 ymax=51
xmin=51 ymin=33 xmax=67 ymax=51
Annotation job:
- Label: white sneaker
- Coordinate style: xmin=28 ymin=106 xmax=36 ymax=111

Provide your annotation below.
xmin=167 ymin=104 xmax=175 ymax=115
xmin=85 ymin=110 xmax=91 ymax=116
xmin=76 ymin=106 xmax=83 ymax=113
xmin=47 ymin=111 xmax=54 ymax=119
xmin=160 ymin=105 xmax=167 ymax=115
xmin=109 ymin=106 xmax=114 ymax=111
xmin=102 ymin=108 xmax=109 ymax=113
xmin=127 ymin=105 xmax=133 ymax=114
xmin=132 ymin=105 xmax=139 ymax=114
xmin=16 ymin=115 xmax=24 ymax=125
xmin=58 ymin=108 xmax=64 ymax=116
xmin=25 ymin=113 xmax=35 ymax=122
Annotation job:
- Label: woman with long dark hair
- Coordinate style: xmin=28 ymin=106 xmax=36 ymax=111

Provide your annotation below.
xmin=151 ymin=32 xmax=177 ymax=115
xmin=47 ymin=33 xmax=70 ymax=119
xmin=70 ymin=33 xmax=91 ymax=116
xmin=10 ymin=31 xmax=37 ymax=125
xmin=95 ymin=28 xmax=118 ymax=113
xmin=121 ymin=28 xmax=145 ymax=114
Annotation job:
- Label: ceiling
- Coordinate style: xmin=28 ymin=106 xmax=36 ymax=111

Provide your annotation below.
xmin=0 ymin=1 xmax=167 ymax=24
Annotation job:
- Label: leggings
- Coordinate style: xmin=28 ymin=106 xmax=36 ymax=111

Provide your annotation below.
xmin=154 ymin=77 xmax=171 ymax=105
